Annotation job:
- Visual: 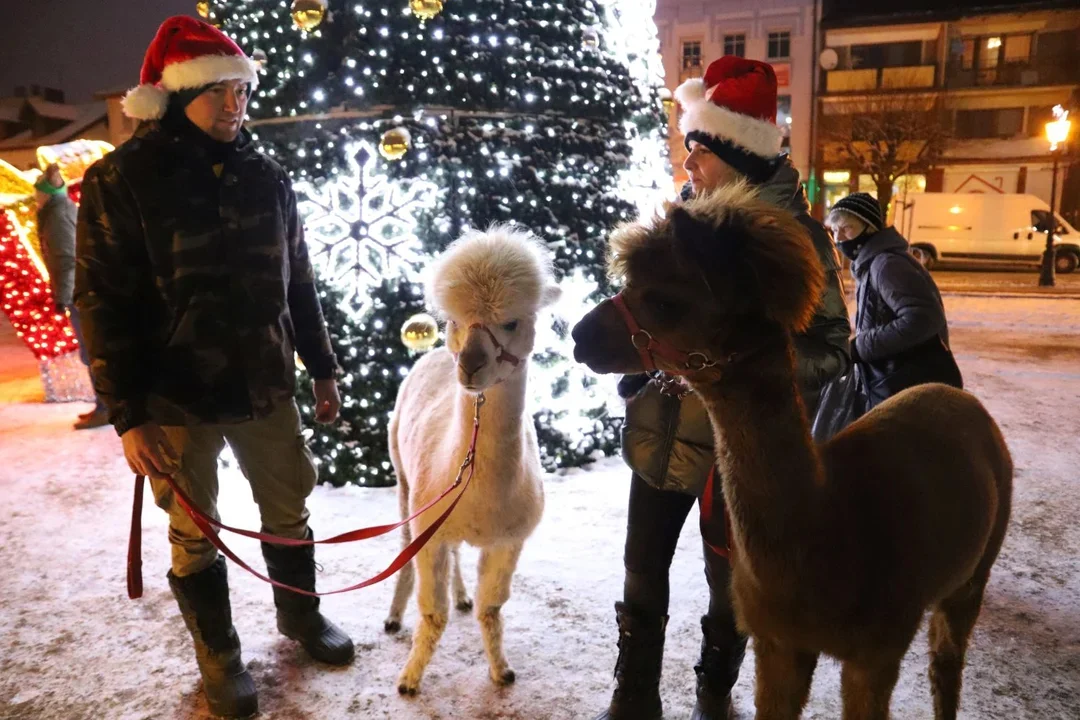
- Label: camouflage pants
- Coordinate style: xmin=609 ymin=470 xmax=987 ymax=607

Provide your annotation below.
xmin=149 ymin=400 xmax=319 ymax=577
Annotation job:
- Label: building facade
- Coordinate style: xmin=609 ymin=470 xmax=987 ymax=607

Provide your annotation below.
xmin=654 ymin=0 xmax=820 ymax=189
xmin=0 ymin=86 xmax=113 ymax=171
xmin=816 ymin=3 xmax=1080 ymax=223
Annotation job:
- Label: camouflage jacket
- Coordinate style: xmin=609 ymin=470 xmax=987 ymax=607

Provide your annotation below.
xmin=74 ymin=119 xmax=337 ymax=436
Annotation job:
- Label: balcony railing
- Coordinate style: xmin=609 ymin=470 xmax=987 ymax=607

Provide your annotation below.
xmin=825 ymin=65 xmax=937 ymax=93
xmin=945 ymin=61 xmax=1080 ymax=89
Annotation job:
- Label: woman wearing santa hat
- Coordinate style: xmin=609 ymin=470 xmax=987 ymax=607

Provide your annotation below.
xmin=596 ymin=57 xmax=852 ymax=720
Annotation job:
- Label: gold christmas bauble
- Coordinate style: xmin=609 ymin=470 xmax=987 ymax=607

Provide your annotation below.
xmin=196 ymin=1 xmax=210 ymax=19
xmin=582 ymin=28 xmax=600 ymax=50
xmin=252 ymin=48 xmax=268 ymax=67
xmin=291 ymin=0 xmax=327 ymax=32
xmin=401 ymin=313 xmax=439 ymax=352
xmin=409 ymin=0 xmax=444 ymax=21
xmin=379 ymin=127 xmax=412 ymax=161
xmin=659 ymin=88 xmax=674 ymax=115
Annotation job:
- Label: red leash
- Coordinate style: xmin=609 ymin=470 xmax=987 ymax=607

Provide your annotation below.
xmin=127 ymin=394 xmax=485 ymax=599
xmin=700 ymin=465 xmax=733 ymax=560
xmin=127 ymin=474 xmax=144 ymax=598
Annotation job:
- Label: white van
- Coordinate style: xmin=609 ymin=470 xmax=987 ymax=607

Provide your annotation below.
xmin=892 ymin=193 xmax=1080 ymax=274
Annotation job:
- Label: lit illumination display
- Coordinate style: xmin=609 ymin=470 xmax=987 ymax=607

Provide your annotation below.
xmin=211 ymin=0 xmax=671 ymax=483
xmin=294 ymin=141 xmax=439 ymax=316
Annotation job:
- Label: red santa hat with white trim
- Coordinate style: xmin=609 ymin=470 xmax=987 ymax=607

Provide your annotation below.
xmin=675 ymin=56 xmax=783 ymax=182
xmin=122 ymin=16 xmax=260 ymax=121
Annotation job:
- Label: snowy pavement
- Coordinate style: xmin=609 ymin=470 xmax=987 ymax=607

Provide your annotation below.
xmin=2 ymin=295 xmax=1080 ymax=720
xmin=930 ymin=268 xmax=1080 ymax=297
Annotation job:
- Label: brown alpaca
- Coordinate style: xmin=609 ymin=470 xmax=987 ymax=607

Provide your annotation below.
xmin=571 ymin=183 xmax=1013 ymax=720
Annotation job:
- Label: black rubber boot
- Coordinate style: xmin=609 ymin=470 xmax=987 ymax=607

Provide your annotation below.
xmin=690 ymin=614 xmax=748 ymax=720
xmin=168 ymin=557 xmax=258 ymax=719
xmin=261 ymin=528 xmax=355 ymax=666
xmin=593 ymin=602 xmax=667 ymax=720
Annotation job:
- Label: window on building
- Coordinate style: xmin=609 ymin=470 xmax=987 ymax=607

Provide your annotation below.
xmin=682 ymin=40 xmax=702 ymax=70
xmin=777 ymin=95 xmax=792 ymax=147
xmin=1004 ymin=34 xmax=1033 ymax=65
xmin=1036 ymin=30 xmax=1073 ymax=64
xmin=724 ymin=34 xmax=746 ymax=58
xmin=851 ymin=41 xmax=923 ymax=68
xmin=957 ymin=33 xmax=1037 ymax=85
xmin=960 ymin=38 xmax=975 ymax=70
xmin=767 ymin=31 xmax=791 ymax=60
xmin=976 ymin=37 xmax=1002 ymax=84
xmin=1027 ymin=105 xmax=1057 ymax=137
xmin=955 ymin=107 xmax=1024 ymax=139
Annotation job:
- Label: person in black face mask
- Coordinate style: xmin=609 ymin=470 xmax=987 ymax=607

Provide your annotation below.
xmin=826 ymin=193 xmax=960 ymax=409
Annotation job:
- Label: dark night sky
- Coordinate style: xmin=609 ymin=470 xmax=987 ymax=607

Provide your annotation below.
xmin=0 ymin=0 xmax=196 ymax=103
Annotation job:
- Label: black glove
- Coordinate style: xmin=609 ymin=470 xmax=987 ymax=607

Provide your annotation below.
xmin=849 ymin=340 xmax=861 ymax=364
xmin=617 ymin=373 xmax=650 ymax=400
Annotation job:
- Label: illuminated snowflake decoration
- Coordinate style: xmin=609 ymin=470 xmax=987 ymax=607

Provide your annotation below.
xmin=294 ymin=141 xmax=439 ymax=314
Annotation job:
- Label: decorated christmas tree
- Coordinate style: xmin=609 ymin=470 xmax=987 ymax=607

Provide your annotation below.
xmin=204 ymin=0 xmax=669 ymax=486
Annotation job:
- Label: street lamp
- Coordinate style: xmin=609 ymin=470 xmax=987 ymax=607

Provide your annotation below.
xmin=1039 ymin=106 xmax=1071 ymax=287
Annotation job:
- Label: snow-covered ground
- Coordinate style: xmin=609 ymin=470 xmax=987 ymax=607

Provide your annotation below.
xmin=2 ymin=294 xmax=1079 ymax=720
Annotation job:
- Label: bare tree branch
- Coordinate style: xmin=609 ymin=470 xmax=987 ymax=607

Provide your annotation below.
xmin=821 ymin=82 xmax=950 ymax=211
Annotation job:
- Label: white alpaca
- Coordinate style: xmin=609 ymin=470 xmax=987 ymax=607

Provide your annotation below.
xmin=384 ymin=226 xmax=559 ymax=695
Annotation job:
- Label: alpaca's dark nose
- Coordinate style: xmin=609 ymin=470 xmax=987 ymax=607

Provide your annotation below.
xmin=458 ymin=348 xmax=488 ymax=377
xmin=571 ymin=318 xmax=592 ymax=362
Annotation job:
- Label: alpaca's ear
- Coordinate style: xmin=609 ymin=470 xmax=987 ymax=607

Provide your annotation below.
xmin=670 ymin=207 xmax=715 ymax=252
xmin=541 ymin=283 xmax=562 ymax=308
xmin=744 ymin=212 xmax=826 ymax=333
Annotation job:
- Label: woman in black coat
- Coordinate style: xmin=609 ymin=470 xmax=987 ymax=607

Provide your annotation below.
xmin=826 ymin=192 xmax=961 ymax=410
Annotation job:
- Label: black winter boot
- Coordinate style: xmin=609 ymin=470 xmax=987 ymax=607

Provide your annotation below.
xmin=593 ymin=602 xmax=667 ymax=720
xmin=690 ymin=614 xmax=747 ymax=720
xmin=168 ymin=557 xmax=258 ymax=719
xmin=261 ymin=529 xmax=354 ymax=666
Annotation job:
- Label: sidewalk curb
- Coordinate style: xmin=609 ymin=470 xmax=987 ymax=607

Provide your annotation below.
xmin=937 ymin=290 xmax=1080 ymax=300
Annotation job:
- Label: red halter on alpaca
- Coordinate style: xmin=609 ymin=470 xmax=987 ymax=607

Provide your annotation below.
xmin=451 ymin=321 xmax=523 ymax=368
xmin=611 ymin=291 xmax=717 ymax=374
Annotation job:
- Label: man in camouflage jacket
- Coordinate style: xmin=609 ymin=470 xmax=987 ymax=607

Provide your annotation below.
xmin=74 ymin=17 xmax=352 ymax=718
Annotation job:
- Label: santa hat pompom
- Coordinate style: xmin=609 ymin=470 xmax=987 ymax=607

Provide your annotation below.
xmin=122 ymin=83 xmax=170 ymax=121
xmin=674 ymin=78 xmax=706 ymax=107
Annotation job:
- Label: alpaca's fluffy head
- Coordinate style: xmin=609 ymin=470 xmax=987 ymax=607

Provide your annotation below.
xmin=428 ymin=224 xmax=560 ymax=391
xmin=572 ymin=181 xmax=824 ymax=377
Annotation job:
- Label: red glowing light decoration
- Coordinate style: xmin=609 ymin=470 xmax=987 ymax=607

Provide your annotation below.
xmin=0 ymin=201 xmax=80 ymax=360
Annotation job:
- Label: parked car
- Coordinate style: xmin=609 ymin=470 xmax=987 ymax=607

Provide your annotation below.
xmin=893 ymin=192 xmax=1080 ymax=273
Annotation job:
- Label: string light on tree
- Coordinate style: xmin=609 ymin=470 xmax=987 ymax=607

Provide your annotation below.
xmin=291 ymin=0 xmax=327 ymax=32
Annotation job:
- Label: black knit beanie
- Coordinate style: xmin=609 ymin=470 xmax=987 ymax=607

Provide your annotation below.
xmin=831 ymin=192 xmax=884 ymax=232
